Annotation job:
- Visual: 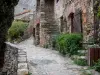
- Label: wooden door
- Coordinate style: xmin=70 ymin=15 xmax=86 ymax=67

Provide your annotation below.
xmin=73 ymin=9 xmax=82 ymax=33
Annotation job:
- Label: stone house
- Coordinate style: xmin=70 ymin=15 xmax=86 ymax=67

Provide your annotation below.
xmin=14 ymin=10 xmax=34 ymax=40
xmin=55 ymin=0 xmax=100 ymax=43
xmin=33 ymin=0 xmax=59 ymax=47
xmin=33 ymin=0 xmax=100 ymax=47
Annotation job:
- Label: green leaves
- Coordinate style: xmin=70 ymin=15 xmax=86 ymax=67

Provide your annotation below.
xmin=7 ymin=21 xmax=28 ymax=42
xmin=97 ymin=6 xmax=100 ymax=18
xmin=74 ymin=59 xmax=87 ymax=66
xmin=55 ymin=33 xmax=82 ymax=56
xmin=92 ymin=59 xmax=100 ymax=72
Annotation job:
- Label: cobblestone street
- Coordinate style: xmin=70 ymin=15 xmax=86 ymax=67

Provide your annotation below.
xmin=17 ymin=37 xmax=83 ymax=75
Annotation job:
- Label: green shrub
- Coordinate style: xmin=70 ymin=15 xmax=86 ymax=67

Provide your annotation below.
xmin=97 ymin=6 xmax=100 ymax=18
xmin=55 ymin=33 xmax=82 ymax=55
xmin=28 ymin=72 xmax=32 ymax=75
xmin=74 ymin=59 xmax=87 ymax=66
xmin=81 ymin=69 xmax=92 ymax=75
xmin=51 ymin=34 xmax=59 ymax=49
xmin=43 ymin=44 xmax=49 ymax=48
xmin=7 ymin=21 xmax=28 ymax=42
xmin=93 ymin=59 xmax=100 ymax=72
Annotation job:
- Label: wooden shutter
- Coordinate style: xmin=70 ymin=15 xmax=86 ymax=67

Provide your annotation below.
xmin=88 ymin=48 xmax=100 ymax=66
xmin=73 ymin=9 xmax=82 ymax=33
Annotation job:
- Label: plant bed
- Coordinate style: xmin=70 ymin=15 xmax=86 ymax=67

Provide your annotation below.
xmin=7 ymin=21 xmax=28 ymax=43
xmin=74 ymin=58 xmax=87 ymax=66
xmin=92 ymin=59 xmax=100 ymax=72
xmin=55 ymin=33 xmax=83 ymax=56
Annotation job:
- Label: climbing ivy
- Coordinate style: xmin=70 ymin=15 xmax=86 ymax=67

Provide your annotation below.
xmin=97 ymin=6 xmax=100 ymax=18
xmin=94 ymin=0 xmax=100 ymax=18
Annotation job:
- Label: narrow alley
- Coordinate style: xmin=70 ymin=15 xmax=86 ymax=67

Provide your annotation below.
xmin=17 ymin=37 xmax=83 ymax=75
xmin=1 ymin=0 xmax=100 ymax=75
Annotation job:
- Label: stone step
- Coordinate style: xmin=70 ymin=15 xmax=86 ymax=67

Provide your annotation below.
xmin=44 ymin=22 xmax=57 ymax=25
xmin=78 ymin=50 xmax=87 ymax=54
xmin=46 ymin=19 xmax=56 ymax=24
xmin=18 ymin=53 xmax=26 ymax=55
xmin=71 ymin=55 xmax=86 ymax=60
xmin=77 ymin=50 xmax=88 ymax=56
xmin=44 ymin=19 xmax=56 ymax=22
xmin=44 ymin=29 xmax=58 ymax=32
xmin=42 ymin=25 xmax=58 ymax=28
xmin=18 ymin=50 xmax=26 ymax=52
xmin=17 ymin=49 xmax=28 ymax=75
xmin=42 ymin=23 xmax=58 ymax=26
xmin=18 ymin=51 xmax=26 ymax=53
xmin=45 ymin=16 xmax=54 ymax=18
xmin=17 ymin=69 xmax=28 ymax=75
xmin=18 ymin=63 xmax=28 ymax=69
xmin=18 ymin=56 xmax=27 ymax=63
xmin=46 ymin=31 xmax=59 ymax=34
xmin=18 ymin=54 xmax=27 ymax=57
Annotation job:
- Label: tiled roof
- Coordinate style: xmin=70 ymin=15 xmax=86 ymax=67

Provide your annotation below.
xmin=15 ymin=10 xmax=31 ymax=17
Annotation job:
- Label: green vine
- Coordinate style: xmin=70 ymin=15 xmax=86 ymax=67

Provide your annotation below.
xmin=97 ymin=6 xmax=100 ymax=18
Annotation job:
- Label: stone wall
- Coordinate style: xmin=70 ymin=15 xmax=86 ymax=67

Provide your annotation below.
xmin=17 ymin=49 xmax=28 ymax=75
xmin=55 ymin=0 xmax=94 ymax=42
xmin=34 ymin=0 xmax=59 ymax=47
xmin=0 ymin=0 xmax=19 ymax=72
xmin=0 ymin=42 xmax=18 ymax=75
xmin=54 ymin=0 xmax=64 ymax=19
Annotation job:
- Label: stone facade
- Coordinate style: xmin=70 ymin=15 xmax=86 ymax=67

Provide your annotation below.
xmin=55 ymin=0 xmax=95 ymax=42
xmin=0 ymin=42 xmax=18 ymax=75
xmin=33 ymin=0 xmax=100 ymax=46
xmin=0 ymin=42 xmax=29 ymax=75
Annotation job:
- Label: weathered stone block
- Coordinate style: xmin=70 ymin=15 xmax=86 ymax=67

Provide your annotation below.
xmin=18 ymin=63 xmax=28 ymax=69
xmin=17 ymin=69 xmax=28 ymax=75
xmin=1 ymin=42 xmax=18 ymax=75
xmin=18 ymin=56 xmax=27 ymax=63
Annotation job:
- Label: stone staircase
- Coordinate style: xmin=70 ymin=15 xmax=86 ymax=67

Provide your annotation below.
xmin=17 ymin=49 xmax=28 ymax=75
xmin=42 ymin=20 xmax=59 ymax=34
xmin=71 ymin=50 xmax=87 ymax=61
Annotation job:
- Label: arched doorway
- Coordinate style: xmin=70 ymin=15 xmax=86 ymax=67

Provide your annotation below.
xmin=68 ymin=12 xmax=74 ymax=33
xmin=60 ymin=16 xmax=67 ymax=33
xmin=36 ymin=24 xmax=40 ymax=45
xmin=68 ymin=10 xmax=82 ymax=33
xmin=60 ymin=16 xmax=63 ymax=32
xmin=33 ymin=28 xmax=35 ymax=38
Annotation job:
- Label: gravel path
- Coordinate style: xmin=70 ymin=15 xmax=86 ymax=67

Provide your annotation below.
xmin=17 ymin=37 xmax=83 ymax=75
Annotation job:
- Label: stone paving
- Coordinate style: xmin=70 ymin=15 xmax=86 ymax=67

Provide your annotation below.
xmin=17 ymin=37 xmax=83 ymax=75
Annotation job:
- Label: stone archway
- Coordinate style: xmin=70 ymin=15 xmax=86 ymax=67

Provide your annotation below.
xmin=60 ymin=16 xmax=67 ymax=33
xmin=68 ymin=10 xmax=82 ymax=33
xmin=33 ymin=28 xmax=35 ymax=38
xmin=68 ymin=12 xmax=74 ymax=33
xmin=60 ymin=16 xmax=63 ymax=33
